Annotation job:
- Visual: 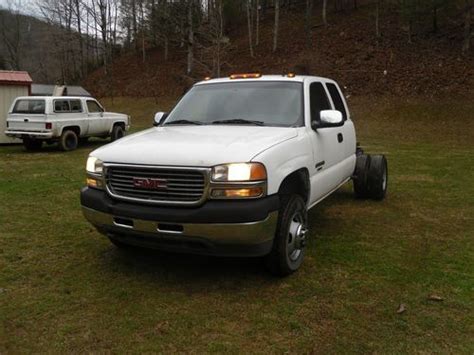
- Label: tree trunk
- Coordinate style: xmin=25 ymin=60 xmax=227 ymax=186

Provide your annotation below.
xmin=462 ymin=1 xmax=472 ymax=55
xmin=432 ymin=5 xmax=438 ymax=33
xmin=247 ymin=0 xmax=254 ymax=57
xmin=187 ymin=2 xmax=193 ymax=75
xmin=322 ymin=0 xmax=328 ymax=26
xmin=273 ymin=0 xmax=279 ymax=52
xmin=375 ymin=0 xmax=380 ymax=39
xmin=74 ymin=0 xmax=84 ymax=78
xmin=255 ymin=0 xmax=260 ymax=46
xmin=305 ymin=0 xmax=313 ymax=48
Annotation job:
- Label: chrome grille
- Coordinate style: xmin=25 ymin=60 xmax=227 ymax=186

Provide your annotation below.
xmin=105 ymin=164 xmax=208 ymax=205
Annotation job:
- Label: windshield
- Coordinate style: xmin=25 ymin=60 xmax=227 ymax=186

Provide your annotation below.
xmin=12 ymin=99 xmax=46 ymax=114
xmin=165 ymin=81 xmax=304 ymax=127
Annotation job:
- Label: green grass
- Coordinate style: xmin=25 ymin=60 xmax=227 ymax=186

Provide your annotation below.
xmin=1 ymin=97 xmax=473 ymax=353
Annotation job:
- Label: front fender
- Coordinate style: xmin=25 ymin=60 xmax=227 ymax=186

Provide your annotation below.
xmin=251 ymin=129 xmax=313 ymax=195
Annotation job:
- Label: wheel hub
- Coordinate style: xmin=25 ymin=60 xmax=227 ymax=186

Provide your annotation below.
xmin=287 ymin=214 xmax=307 ymax=262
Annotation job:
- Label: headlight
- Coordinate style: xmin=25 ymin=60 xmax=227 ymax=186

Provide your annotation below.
xmin=211 ymin=163 xmax=266 ymax=182
xmin=86 ymin=156 xmax=103 ymax=174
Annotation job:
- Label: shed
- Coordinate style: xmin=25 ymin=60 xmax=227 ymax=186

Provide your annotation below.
xmin=0 ymin=70 xmax=33 ymax=144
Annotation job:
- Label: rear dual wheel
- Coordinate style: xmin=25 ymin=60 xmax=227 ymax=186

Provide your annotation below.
xmin=353 ymin=154 xmax=388 ymax=200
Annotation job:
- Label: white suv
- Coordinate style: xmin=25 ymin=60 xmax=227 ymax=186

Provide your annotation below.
xmin=5 ymin=96 xmax=130 ymax=151
xmin=80 ymin=74 xmax=388 ymax=276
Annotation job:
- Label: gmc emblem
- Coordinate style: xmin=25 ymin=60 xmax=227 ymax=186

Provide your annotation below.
xmin=133 ymin=177 xmax=167 ymax=190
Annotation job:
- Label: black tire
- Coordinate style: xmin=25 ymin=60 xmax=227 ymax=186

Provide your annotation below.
xmin=111 ymin=125 xmax=124 ymax=141
xmin=367 ymin=155 xmax=388 ymax=200
xmin=353 ymin=154 xmax=371 ymax=198
xmin=59 ymin=130 xmax=78 ymax=151
xmin=23 ymin=138 xmax=42 ymax=151
xmin=265 ymin=194 xmax=308 ymax=276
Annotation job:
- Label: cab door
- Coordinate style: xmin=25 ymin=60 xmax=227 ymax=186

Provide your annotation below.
xmin=307 ymin=80 xmax=346 ymax=204
xmin=86 ymin=99 xmax=107 ymax=135
xmin=325 ymin=82 xmax=357 ymax=182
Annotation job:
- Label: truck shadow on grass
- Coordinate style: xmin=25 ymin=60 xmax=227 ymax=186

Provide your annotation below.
xmin=95 ymin=187 xmax=357 ymax=286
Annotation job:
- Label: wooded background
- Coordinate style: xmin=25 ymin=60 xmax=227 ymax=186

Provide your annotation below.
xmin=0 ymin=0 xmax=472 ymax=97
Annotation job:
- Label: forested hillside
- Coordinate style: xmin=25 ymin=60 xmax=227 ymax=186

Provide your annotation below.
xmin=1 ymin=0 xmax=472 ymax=98
xmin=82 ymin=0 xmax=473 ymax=98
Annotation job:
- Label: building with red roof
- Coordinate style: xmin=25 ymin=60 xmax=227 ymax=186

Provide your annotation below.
xmin=0 ymin=71 xmax=33 ymax=144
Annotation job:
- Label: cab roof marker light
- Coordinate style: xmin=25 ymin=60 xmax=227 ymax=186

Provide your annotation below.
xmin=287 ymin=72 xmax=296 ymax=78
xmin=204 ymin=76 xmax=211 ymax=80
xmin=229 ymin=73 xmax=262 ymax=79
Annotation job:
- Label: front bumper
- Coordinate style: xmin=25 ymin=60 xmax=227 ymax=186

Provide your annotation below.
xmin=80 ymin=187 xmax=280 ymax=257
xmin=5 ymin=130 xmax=54 ymax=139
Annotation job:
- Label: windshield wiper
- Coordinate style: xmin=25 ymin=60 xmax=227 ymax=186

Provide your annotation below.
xmin=212 ymin=118 xmax=265 ymax=126
xmin=165 ymin=119 xmax=203 ymax=125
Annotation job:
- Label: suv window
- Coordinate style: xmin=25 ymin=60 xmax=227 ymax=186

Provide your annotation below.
xmin=309 ymin=82 xmax=331 ymax=122
xmin=54 ymin=100 xmax=71 ymax=112
xmin=326 ymin=83 xmax=347 ymax=120
xmin=70 ymin=100 xmax=83 ymax=112
xmin=12 ymin=99 xmax=45 ymax=114
xmin=87 ymin=100 xmax=103 ymax=113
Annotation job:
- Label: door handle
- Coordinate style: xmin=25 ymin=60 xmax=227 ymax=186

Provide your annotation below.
xmin=337 ymin=133 xmax=343 ymax=143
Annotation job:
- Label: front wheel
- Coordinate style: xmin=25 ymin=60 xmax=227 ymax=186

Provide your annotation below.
xmin=265 ymin=194 xmax=308 ymax=276
xmin=111 ymin=125 xmax=124 ymax=141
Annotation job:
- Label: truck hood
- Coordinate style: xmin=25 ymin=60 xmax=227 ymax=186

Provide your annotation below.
xmin=91 ymin=125 xmax=298 ymax=166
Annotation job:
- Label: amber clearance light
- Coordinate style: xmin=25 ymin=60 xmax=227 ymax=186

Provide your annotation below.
xmin=229 ymin=73 xmax=262 ymax=79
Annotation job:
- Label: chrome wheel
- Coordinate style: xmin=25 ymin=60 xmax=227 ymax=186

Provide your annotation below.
xmin=287 ymin=212 xmax=307 ymax=262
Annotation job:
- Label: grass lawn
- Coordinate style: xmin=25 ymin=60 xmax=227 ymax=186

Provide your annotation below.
xmin=1 ymin=96 xmax=473 ymax=353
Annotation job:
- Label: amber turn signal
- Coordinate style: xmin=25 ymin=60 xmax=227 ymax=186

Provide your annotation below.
xmin=211 ymin=187 xmax=264 ymax=198
xmin=87 ymin=177 xmax=102 ymax=189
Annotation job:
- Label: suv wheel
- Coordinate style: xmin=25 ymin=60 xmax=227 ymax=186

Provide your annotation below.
xmin=353 ymin=154 xmax=371 ymax=198
xmin=367 ymin=155 xmax=388 ymax=200
xmin=59 ymin=130 xmax=78 ymax=151
xmin=111 ymin=125 xmax=124 ymax=141
xmin=23 ymin=138 xmax=43 ymax=151
xmin=265 ymin=194 xmax=308 ymax=276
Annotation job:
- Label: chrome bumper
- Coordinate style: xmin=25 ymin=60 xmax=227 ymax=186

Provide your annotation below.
xmin=5 ymin=130 xmax=54 ymax=138
xmin=82 ymin=206 xmax=278 ymax=246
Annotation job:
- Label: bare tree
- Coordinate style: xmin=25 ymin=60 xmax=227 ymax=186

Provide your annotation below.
xmin=304 ymin=0 xmax=313 ymax=48
xmin=322 ymin=0 xmax=328 ymax=26
xmin=273 ymin=0 xmax=279 ymax=52
xmin=187 ymin=0 xmax=194 ymax=74
xmin=462 ymin=0 xmax=472 ymax=54
xmin=247 ymin=0 xmax=254 ymax=57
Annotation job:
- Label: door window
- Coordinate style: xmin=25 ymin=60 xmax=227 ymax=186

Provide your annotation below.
xmin=309 ymin=82 xmax=331 ymax=122
xmin=326 ymin=83 xmax=347 ymax=120
xmin=87 ymin=100 xmax=103 ymax=113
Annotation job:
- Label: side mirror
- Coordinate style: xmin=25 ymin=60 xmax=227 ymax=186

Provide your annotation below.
xmin=312 ymin=110 xmax=344 ymax=129
xmin=153 ymin=112 xmax=168 ymax=126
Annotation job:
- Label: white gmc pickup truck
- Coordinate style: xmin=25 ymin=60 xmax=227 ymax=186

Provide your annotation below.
xmin=80 ymin=74 xmax=388 ymax=276
xmin=5 ymin=96 xmax=130 ymax=151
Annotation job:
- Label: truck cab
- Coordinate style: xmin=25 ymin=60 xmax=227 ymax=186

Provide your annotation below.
xmin=80 ymin=74 xmax=388 ymax=276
